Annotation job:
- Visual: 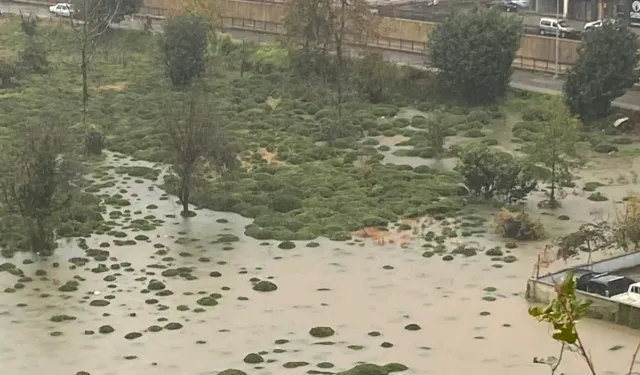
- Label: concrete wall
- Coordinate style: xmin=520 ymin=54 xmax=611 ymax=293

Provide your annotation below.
xmin=526 ymin=251 xmax=640 ymax=329
xmin=526 ymin=278 xmax=638 ymax=327
xmin=143 ymin=0 xmax=582 ymax=66
xmin=537 ymin=251 xmax=640 ymax=284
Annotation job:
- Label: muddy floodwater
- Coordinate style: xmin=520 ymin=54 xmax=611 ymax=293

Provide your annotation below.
xmin=2 ymin=151 xmax=640 ymax=375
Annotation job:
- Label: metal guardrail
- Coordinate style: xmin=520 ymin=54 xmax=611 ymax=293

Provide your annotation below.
xmin=222 ymin=16 xmax=428 ymax=53
xmin=221 ymin=16 xmax=567 ymax=70
xmin=512 ymin=55 xmax=570 ymax=74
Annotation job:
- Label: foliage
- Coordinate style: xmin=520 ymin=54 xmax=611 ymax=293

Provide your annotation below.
xmin=252 ymin=44 xmax=289 ymax=74
xmin=526 ymin=99 xmax=580 ymax=207
xmin=16 ymin=14 xmax=49 ymax=74
xmin=553 ymin=222 xmax=613 ymax=262
xmin=564 ymin=23 xmax=639 ymax=121
xmin=164 ymin=88 xmax=236 ymax=215
xmin=19 ymin=13 xmax=38 ymax=39
xmin=354 ymin=50 xmax=397 ymax=103
xmin=427 ymin=9 xmax=522 ymax=105
xmin=283 ymin=0 xmax=334 ymax=76
xmin=0 ymin=122 xmax=74 ymax=254
xmin=425 ymin=111 xmax=445 ymax=158
xmin=20 ymin=43 xmax=49 ymax=74
xmin=455 ymin=143 xmax=538 ymax=203
xmin=283 ymin=0 xmax=376 ymax=77
xmin=84 ymin=124 xmax=105 ymax=155
xmin=494 ymin=209 xmax=544 ymax=240
xmin=159 ymin=11 xmax=208 ymax=87
xmin=0 ymin=17 xmax=562 ymax=243
xmin=529 ymin=271 xmax=600 ymax=375
xmin=614 ymin=195 xmax=640 ymax=251
xmin=0 ymin=59 xmax=19 ymax=88
xmin=182 ymin=0 xmax=220 ymax=30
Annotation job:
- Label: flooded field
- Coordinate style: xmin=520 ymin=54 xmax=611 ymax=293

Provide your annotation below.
xmin=2 ymin=15 xmax=640 ymax=375
xmin=1 ymin=150 xmax=640 ymax=375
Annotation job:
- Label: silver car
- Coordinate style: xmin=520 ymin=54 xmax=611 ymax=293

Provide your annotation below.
xmin=539 ymin=17 xmax=575 ymax=38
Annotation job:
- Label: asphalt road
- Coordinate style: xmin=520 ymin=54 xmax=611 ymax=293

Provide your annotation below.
xmin=2 ymin=1 xmax=640 ymax=110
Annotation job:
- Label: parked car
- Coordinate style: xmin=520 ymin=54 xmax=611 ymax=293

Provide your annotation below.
xmin=583 ymin=18 xmax=623 ymax=31
xmin=539 ymin=17 xmax=576 ymax=38
xmin=582 ymin=274 xmax=636 ymax=298
xmin=610 ymin=282 xmax=640 ymax=307
xmin=486 ymin=0 xmax=519 ymax=12
xmin=510 ymin=0 xmax=530 ymax=8
xmin=48 ymin=3 xmax=76 ymax=17
xmin=573 ymin=269 xmax=609 ymax=291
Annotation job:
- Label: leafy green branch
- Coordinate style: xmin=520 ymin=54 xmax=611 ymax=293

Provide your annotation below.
xmin=529 ymin=270 xmax=640 ymax=375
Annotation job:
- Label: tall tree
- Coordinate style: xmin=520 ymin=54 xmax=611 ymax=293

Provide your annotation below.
xmin=527 ymin=99 xmax=580 ymax=208
xmin=332 ymin=0 xmax=375 ymax=126
xmin=283 ymin=0 xmax=375 ymax=140
xmin=0 ymin=122 xmax=73 ymax=255
xmin=427 ymin=9 xmax=522 ymax=105
xmin=19 ymin=13 xmax=49 ymax=74
xmin=165 ymin=90 xmax=236 ymax=217
xmin=159 ymin=11 xmax=208 ymax=87
xmin=282 ymin=0 xmax=334 ymax=76
xmin=564 ymin=22 xmax=639 ymax=121
xmin=70 ymin=0 xmax=142 ymax=123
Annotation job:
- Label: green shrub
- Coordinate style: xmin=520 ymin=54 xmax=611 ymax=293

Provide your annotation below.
xmin=494 ymin=209 xmax=544 ymax=241
xmin=592 ymin=143 xmax=618 ymax=153
xmin=269 ymin=195 xmax=302 ymax=213
xmin=159 ymin=11 xmax=208 ymax=87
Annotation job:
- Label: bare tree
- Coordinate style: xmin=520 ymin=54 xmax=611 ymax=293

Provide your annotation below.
xmin=332 ymin=0 xmax=376 ymax=125
xmin=0 ymin=122 xmax=73 ymax=255
xmin=165 ymin=90 xmax=236 ymax=217
xmin=68 ymin=0 xmax=140 ymax=123
xmin=554 ymin=222 xmax=613 ymax=263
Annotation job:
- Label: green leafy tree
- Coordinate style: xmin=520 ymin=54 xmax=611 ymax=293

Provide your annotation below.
xmin=426 ymin=111 xmax=445 ymax=158
xmin=354 ymin=50 xmax=397 ymax=103
xmin=527 ymin=99 xmax=580 ymax=208
xmin=159 ymin=11 xmax=208 ymax=87
xmin=529 ymin=270 xmax=595 ymax=375
xmin=455 ymin=143 xmax=538 ymax=203
xmin=18 ymin=14 xmax=49 ymax=74
xmin=564 ymin=23 xmax=639 ymax=121
xmin=0 ymin=122 xmax=73 ymax=255
xmin=427 ymin=9 xmax=522 ymax=105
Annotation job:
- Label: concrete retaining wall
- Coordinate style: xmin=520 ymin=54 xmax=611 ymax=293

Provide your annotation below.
xmin=526 ymin=251 xmax=640 ymax=329
xmin=140 ymin=0 xmax=581 ymax=67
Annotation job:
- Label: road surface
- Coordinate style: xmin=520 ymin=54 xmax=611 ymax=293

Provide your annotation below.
xmin=2 ymin=0 xmax=640 ymax=110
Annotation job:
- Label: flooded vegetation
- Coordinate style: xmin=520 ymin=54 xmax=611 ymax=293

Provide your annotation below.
xmin=1 ymin=10 xmax=640 ymax=375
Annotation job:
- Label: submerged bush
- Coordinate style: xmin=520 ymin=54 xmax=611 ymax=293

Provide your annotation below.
xmin=494 ymin=209 xmax=544 ymax=241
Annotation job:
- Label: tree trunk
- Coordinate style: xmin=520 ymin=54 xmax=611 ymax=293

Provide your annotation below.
xmin=181 ymin=190 xmax=190 ymax=215
xmin=81 ymin=48 xmax=88 ymax=125
xmin=180 ymin=172 xmax=191 ymax=216
xmin=550 ymin=162 xmax=556 ymax=206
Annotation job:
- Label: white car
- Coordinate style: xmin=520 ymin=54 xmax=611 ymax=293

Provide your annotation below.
xmin=510 ymin=0 xmax=530 ymax=8
xmin=49 ymin=3 xmax=76 ymax=17
xmin=584 ymin=19 xmax=621 ymax=30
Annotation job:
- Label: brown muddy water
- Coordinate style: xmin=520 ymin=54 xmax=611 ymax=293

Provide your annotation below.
xmin=2 ymin=150 xmax=640 ymax=375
